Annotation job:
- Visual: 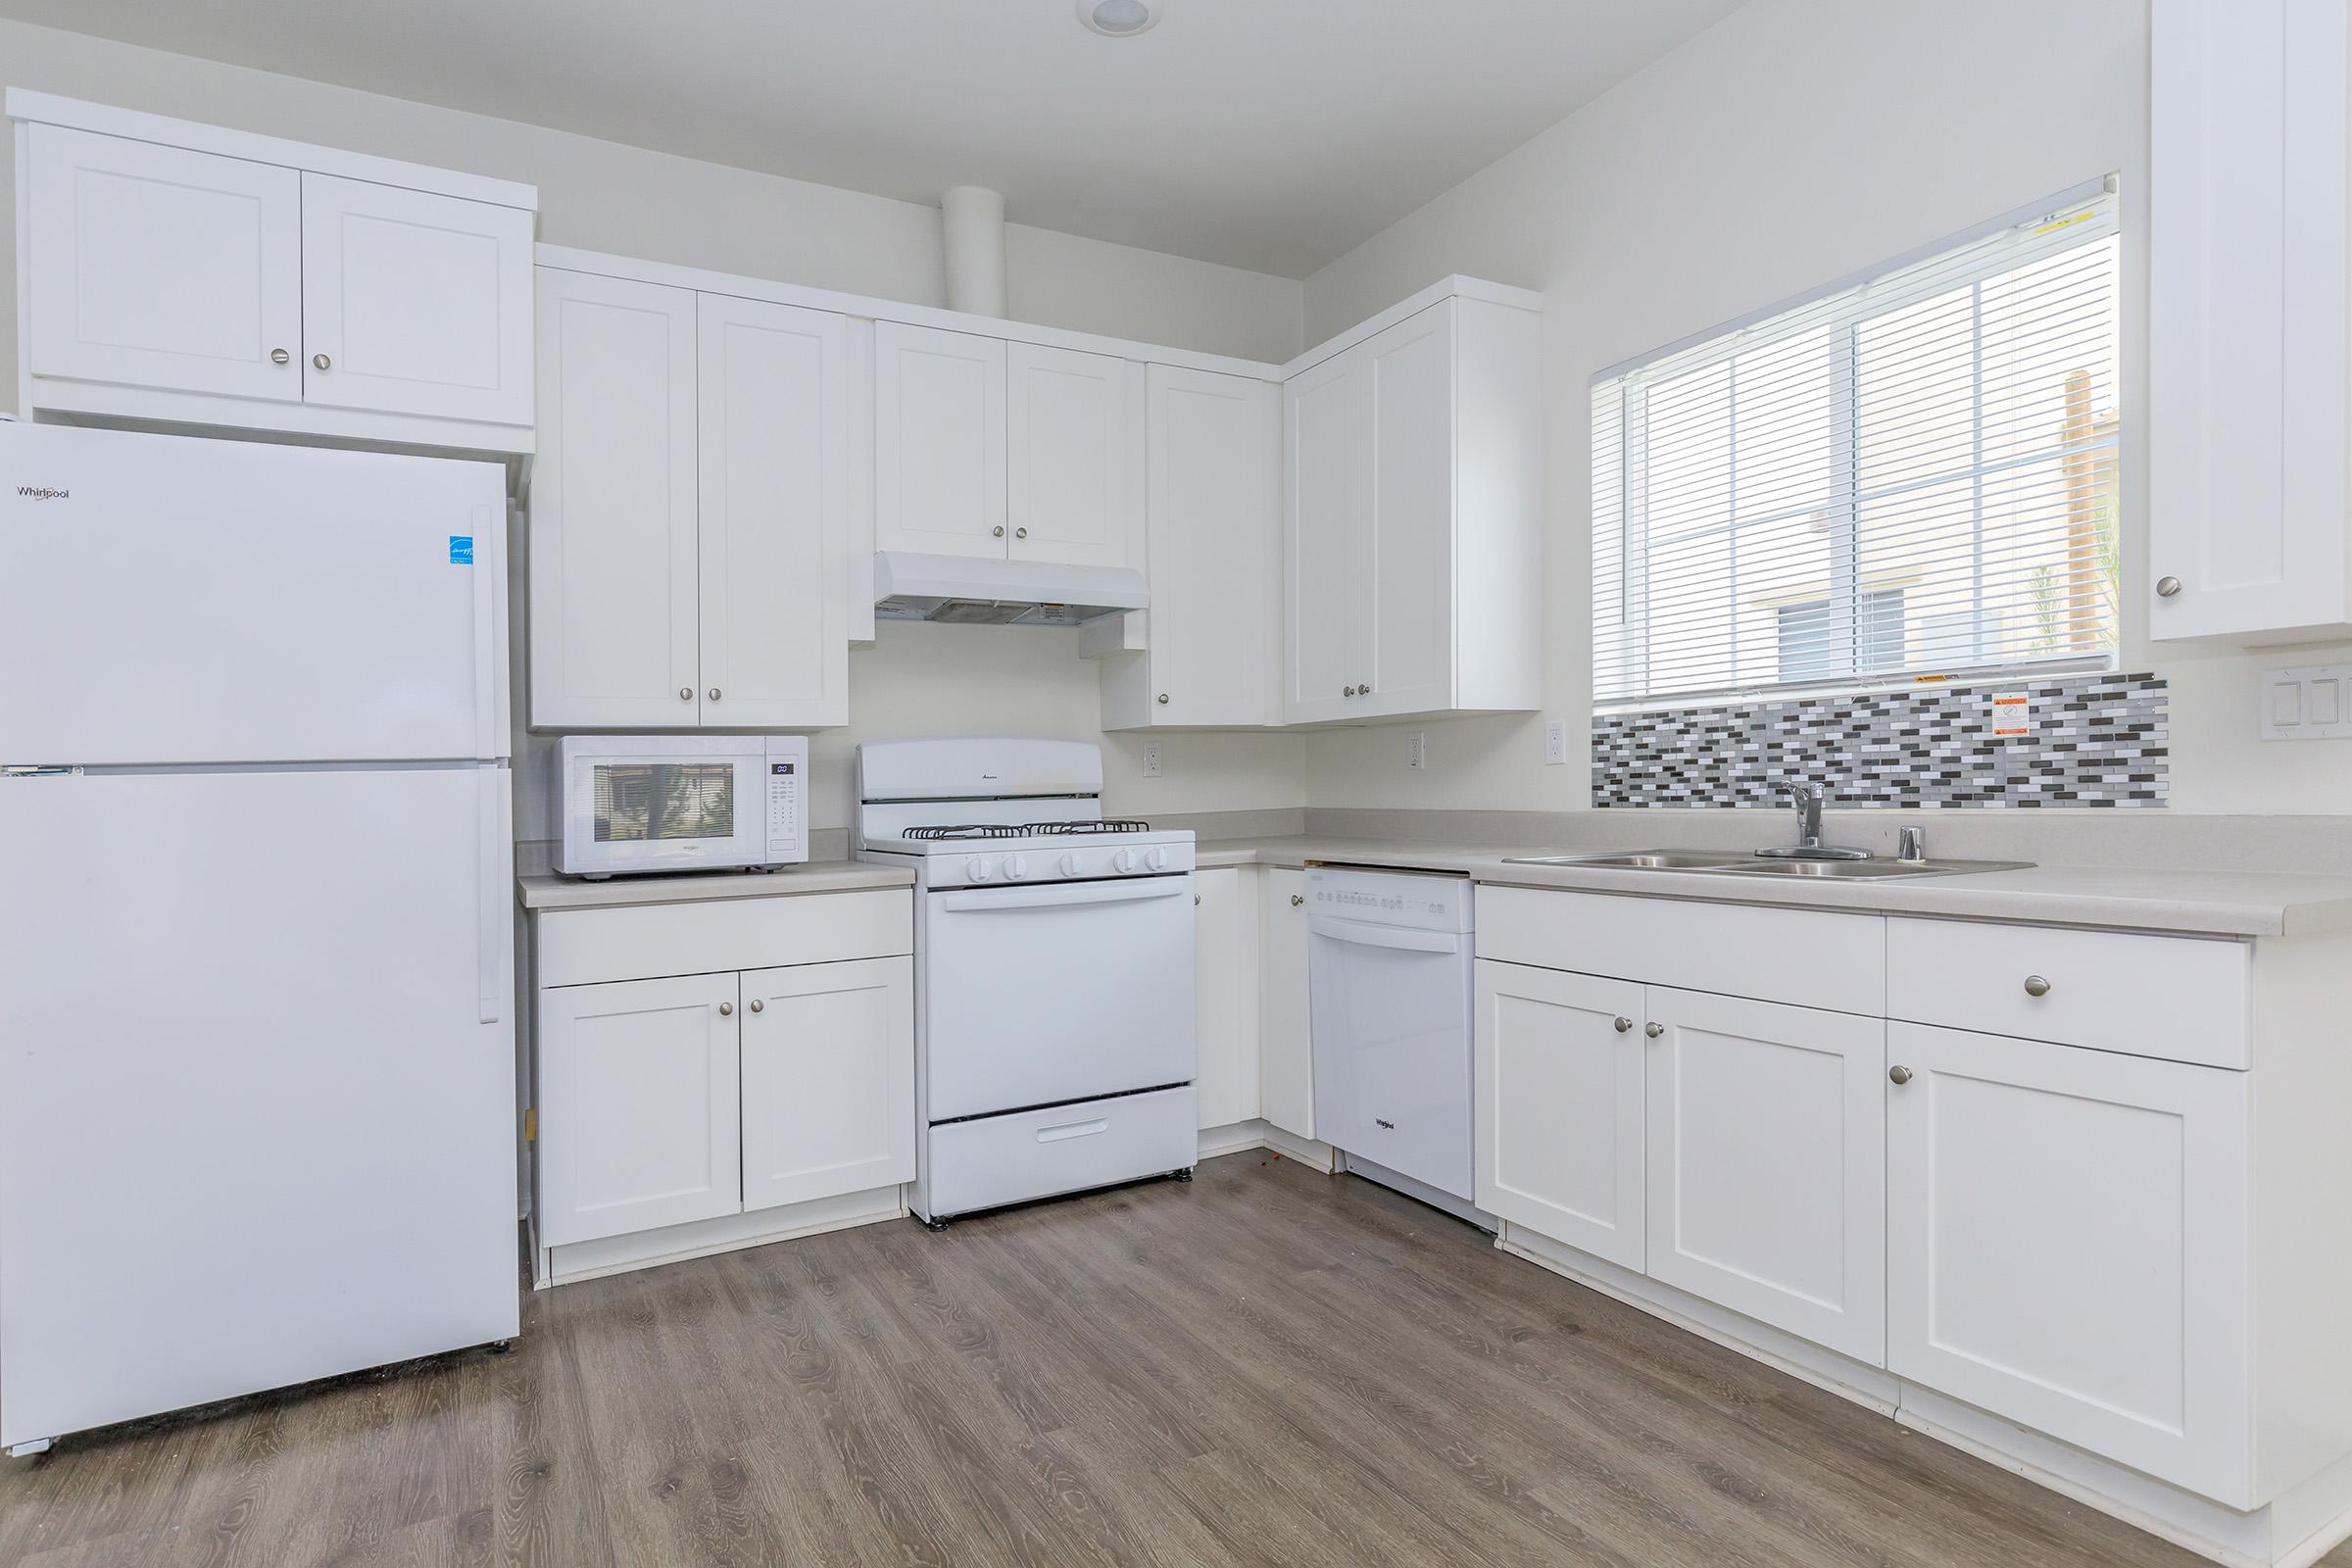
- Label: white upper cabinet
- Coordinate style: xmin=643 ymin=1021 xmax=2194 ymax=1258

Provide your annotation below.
xmin=1283 ymin=287 xmax=1543 ymax=723
xmin=298 ymin=172 xmax=534 ymax=425
xmin=2150 ymin=0 xmax=2352 ymax=643
xmin=696 ymin=295 xmax=851 ymax=730
xmin=530 ymin=270 xmax=701 ymax=729
xmin=1100 ymin=366 xmax=1280 ymax=729
xmin=874 ymin=322 xmax=1007 ymax=559
xmin=530 ymin=267 xmax=853 ymax=731
xmin=12 ymin=94 xmax=536 ymax=454
xmin=24 ymin=123 xmax=304 ymax=405
xmin=1005 ymin=343 xmax=1140 ymax=568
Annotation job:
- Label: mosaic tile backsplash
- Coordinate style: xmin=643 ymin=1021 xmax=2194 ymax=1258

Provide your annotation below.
xmin=1592 ymin=672 xmax=2169 ymax=808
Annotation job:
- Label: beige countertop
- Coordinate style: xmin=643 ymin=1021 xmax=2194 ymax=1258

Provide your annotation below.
xmin=517 ymin=859 xmax=914 ymax=911
xmin=1196 ymin=836 xmax=2352 ymax=939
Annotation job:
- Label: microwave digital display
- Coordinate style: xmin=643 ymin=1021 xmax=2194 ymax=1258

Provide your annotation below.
xmin=591 ymin=761 xmax=735 ymax=844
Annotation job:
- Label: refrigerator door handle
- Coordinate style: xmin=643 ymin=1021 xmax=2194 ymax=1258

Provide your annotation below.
xmin=475 ymin=766 xmax=507 ymax=1025
xmin=470 ymin=501 xmax=505 ymax=762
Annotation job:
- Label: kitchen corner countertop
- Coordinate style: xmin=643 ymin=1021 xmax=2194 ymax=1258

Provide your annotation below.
xmin=516 ymin=859 xmax=915 ymax=911
xmin=1194 ymin=837 xmax=2352 ymax=939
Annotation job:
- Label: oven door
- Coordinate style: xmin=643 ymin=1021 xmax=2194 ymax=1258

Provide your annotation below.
xmin=922 ymin=876 xmax=1197 ymax=1122
xmin=558 ymin=746 xmax=766 ymax=875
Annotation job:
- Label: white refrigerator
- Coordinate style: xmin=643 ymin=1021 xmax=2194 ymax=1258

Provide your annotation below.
xmin=0 ymin=421 xmax=519 ymax=1452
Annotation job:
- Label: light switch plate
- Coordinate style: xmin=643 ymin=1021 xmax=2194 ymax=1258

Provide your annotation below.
xmin=2260 ymin=665 xmax=2352 ymax=740
xmin=1544 ymin=719 xmax=1569 ymax=765
xmin=1141 ymin=743 xmax=1163 ymax=777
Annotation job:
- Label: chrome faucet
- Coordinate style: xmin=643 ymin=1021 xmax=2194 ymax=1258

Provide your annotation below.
xmin=1756 ymin=782 xmax=1873 ymax=861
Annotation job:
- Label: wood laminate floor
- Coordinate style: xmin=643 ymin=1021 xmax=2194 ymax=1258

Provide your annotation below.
xmin=3 ymin=1151 xmax=2338 ymax=1568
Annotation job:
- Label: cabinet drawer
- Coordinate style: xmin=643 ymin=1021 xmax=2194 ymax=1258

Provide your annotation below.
xmin=1476 ymin=887 xmax=1884 ymax=1015
xmin=925 ymin=1086 xmax=1197 ymax=1221
xmin=536 ymin=889 xmax=912 ymax=987
xmin=1886 ymin=918 xmax=2248 ymax=1069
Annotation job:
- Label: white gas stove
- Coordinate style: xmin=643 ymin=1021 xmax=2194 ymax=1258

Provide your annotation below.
xmin=855 ymin=739 xmax=1199 ymax=1226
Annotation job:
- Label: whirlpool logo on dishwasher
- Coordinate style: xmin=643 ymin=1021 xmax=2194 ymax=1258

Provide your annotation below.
xmin=15 ymin=485 xmax=70 ymax=500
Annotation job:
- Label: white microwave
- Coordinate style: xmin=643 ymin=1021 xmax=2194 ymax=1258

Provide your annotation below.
xmin=555 ymin=735 xmax=808 ymax=878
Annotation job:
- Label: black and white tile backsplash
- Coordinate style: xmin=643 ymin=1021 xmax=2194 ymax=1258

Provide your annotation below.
xmin=1592 ymin=672 xmax=2168 ymax=808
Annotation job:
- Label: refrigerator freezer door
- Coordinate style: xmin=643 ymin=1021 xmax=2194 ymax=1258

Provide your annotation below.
xmin=0 ymin=765 xmax=517 ymax=1448
xmin=0 ymin=421 xmax=507 ymax=764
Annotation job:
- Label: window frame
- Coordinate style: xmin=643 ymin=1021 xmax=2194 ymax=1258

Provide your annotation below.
xmin=1592 ymin=178 xmax=2122 ymax=711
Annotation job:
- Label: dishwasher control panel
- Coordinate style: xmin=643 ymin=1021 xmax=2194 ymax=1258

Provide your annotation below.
xmin=1306 ymin=866 xmax=1473 ymax=932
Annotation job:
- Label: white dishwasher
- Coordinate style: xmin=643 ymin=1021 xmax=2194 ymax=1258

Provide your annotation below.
xmin=1308 ymin=867 xmax=1490 ymax=1226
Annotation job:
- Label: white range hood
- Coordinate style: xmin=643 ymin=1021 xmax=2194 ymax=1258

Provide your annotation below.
xmin=872 ymin=551 xmax=1147 ymax=626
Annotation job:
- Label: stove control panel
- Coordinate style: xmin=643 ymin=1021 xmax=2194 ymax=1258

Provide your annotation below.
xmin=939 ymin=839 xmax=1195 ymax=888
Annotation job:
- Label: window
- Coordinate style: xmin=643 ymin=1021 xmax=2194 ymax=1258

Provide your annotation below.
xmin=1592 ymin=182 xmax=2121 ymax=708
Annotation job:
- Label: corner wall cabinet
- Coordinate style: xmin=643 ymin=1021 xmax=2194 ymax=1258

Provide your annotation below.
xmin=2149 ymin=0 xmax=2352 ymax=642
xmin=1474 ymin=885 xmax=2352 ymax=1542
xmin=527 ymin=886 xmax=914 ymax=1285
xmin=1283 ymin=285 xmax=1544 ymax=723
xmin=11 ymin=92 xmax=536 ymax=457
xmin=530 ymin=267 xmax=850 ymax=730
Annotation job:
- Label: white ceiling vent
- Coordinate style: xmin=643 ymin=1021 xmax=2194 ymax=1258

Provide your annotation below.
xmin=1077 ymin=0 xmax=1163 ymax=38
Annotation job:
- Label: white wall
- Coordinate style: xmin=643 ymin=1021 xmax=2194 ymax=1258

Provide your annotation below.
xmin=1298 ymin=0 xmax=2352 ymax=815
xmin=0 ymin=17 xmax=1310 ymax=832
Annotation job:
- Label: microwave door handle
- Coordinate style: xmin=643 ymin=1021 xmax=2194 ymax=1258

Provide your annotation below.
xmin=937 ymin=880 xmax=1190 ymax=913
xmin=1306 ymin=917 xmax=1463 ymax=956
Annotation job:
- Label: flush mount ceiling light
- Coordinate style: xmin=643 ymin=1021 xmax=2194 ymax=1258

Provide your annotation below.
xmin=1077 ymin=0 xmax=1162 ymax=38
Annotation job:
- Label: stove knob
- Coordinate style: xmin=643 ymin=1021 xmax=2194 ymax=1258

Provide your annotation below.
xmin=1003 ymin=855 xmax=1029 ymax=881
xmin=1112 ymin=848 xmax=1138 ymax=874
xmin=1059 ymin=852 xmax=1084 ymax=877
xmin=1144 ymin=846 xmax=1170 ymax=872
xmin=966 ymin=857 xmax=995 ymax=882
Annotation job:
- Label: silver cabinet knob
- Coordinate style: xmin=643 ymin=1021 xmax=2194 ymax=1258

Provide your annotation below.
xmin=708 ymin=688 xmax=721 ymax=701
xmin=1291 ymin=894 xmax=1305 ymax=906
xmin=1157 ymin=693 xmax=1169 ymax=704
xmin=2024 ymin=974 xmax=2052 ymax=998
xmin=312 ymin=353 xmax=330 ymax=370
xmin=992 ymin=525 xmax=1005 ymax=537
xmin=1015 ymin=527 xmax=1028 ymax=539
xmin=717 ymin=1002 xmax=733 ymax=1016
xmin=2156 ymin=575 xmax=2181 ymax=598
xmin=270 ymin=348 xmax=291 ymax=365
xmin=1889 ymin=1065 xmax=1913 ymax=1085
xmin=1343 ymin=685 xmax=1357 ymax=697
xmin=1194 ymin=893 xmax=1201 ymax=906
xmin=748 ymin=998 xmax=763 ymax=1013
xmin=679 ymin=687 xmax=694 ymax=701
xmin=1644 ymin=1021 xmax=1665 ymax=1040
xmin=1613 ymin=1016 xmax=1633 ymax=1033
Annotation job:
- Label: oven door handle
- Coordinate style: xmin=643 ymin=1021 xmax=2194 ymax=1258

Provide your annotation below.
xmin=937 ymin=878 xmax=1190 ymax=912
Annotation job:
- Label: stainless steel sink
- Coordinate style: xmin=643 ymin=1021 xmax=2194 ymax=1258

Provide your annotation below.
xmin=1498 ymin=849 xmax=2032 ymax=880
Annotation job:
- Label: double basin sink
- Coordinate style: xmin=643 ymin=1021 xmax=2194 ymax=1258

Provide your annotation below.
xmin=1499 ymin=849 xmax=2033 ymax=881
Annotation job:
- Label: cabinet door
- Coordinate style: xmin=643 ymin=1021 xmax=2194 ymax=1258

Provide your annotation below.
xmin=1645 ymin=987 xmax=1886 ymax=1363
xmin=1359 ymin=301 xmax=1456 ymax=716
xmin=1147 ymin=367 xmax=1279 ymax=725
xmin=874 ymin=322 xmax=1006 ymax=559
xmin=1284 ymin=345 xmax=1371 ymax=721
xmin=537 ymin=973 xmax=741 ymax=1247
xmin=697 ymin=295 xmax=850 ymax=729
xmin=2149 ymin=0 xmax=2350 ymax=642
xmin=24 ymin=124 xmax=302 ymax=403
xmin=1473 ymin=959 xmax=1644 ymax=1269
xmin=1195 ymin=867 xmax=1261 ymax=1130
xmin=1886 ymin=1021 xmax=2250 ymax=1502
xmin=740 ymin=957 xmax=914 ymax=1211
xmin=299 ymin=173 xmax=534 ymax=425
xmin=1007 ymin=343 xmax=1138 ymax=568
xmin=1257 ymin=867 xmax=1313 ymax=1141
xmin=529 ymin=270 xmax=701 ymax=728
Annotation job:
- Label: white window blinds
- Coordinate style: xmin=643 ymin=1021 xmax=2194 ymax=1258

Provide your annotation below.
xmin=1592 ymin=182 xmax=2121 ymax=708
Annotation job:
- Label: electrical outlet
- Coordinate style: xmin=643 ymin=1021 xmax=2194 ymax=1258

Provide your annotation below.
xmin=1544 ymin=719 xmax=1569 ymax=765
xmin=1141 ymin=743 xmax=1163 ymax=778
xmin=1407 ymin=730 xmax=1427 ymax=770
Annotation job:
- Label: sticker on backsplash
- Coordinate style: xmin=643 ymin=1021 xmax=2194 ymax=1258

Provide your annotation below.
xmin=1989 ymin=691 xmax=2032 ymax=738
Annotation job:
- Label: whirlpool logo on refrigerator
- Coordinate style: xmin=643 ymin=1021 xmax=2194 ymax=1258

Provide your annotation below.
xmin=15 ymin=485 xmax=70 ymax=500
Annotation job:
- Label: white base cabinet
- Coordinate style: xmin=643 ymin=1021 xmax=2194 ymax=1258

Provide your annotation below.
xmin=1194 ymin=867 xmax=1261 ymax=1129
xmin=1257 ymin=867 xmax=1314 ymax=1142
xmin=13 ymin=93 xmax=536 ymax=456
xmin=528 ymin=887 xmax=915 ymax=1283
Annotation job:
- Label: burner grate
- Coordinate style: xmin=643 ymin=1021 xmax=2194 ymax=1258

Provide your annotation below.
xmin=1023 ymin=819 xmax=1151 ymax=835
xmin=904 ymin=823 xmax=1032 ymax=841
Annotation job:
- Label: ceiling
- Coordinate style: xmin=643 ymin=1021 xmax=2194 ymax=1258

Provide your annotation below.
xmin=0 ymin=1 xmax=1745 ymax=276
